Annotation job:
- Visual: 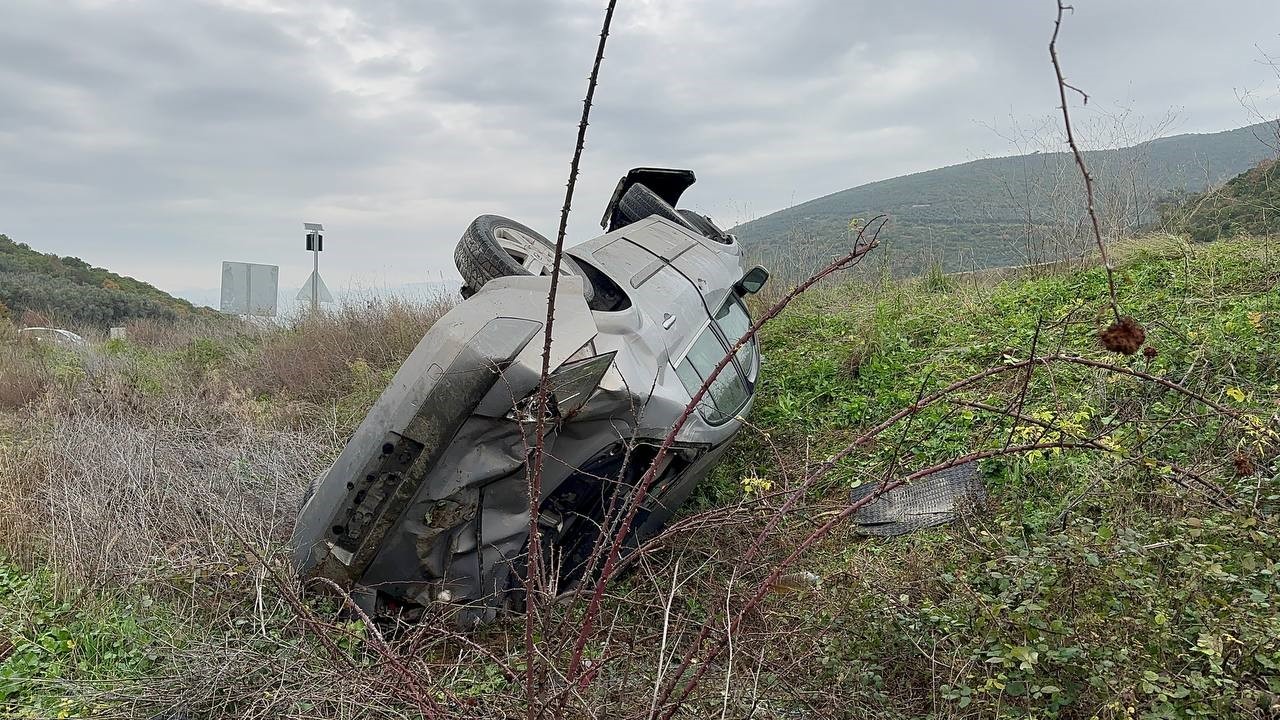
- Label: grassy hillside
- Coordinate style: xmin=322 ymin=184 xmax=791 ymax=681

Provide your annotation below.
xmin=0 ymin=236 xmax=1277 ymax=717
xmin=1169 ymin=158 xmax=1280 ymax=243
xmin=0 ymin=233 xmax=206 ymax=327
xmin=709 ymin=234 xmax=1279 ymax=716
xmin=734 ymin=122 xmax=1278 ymax=274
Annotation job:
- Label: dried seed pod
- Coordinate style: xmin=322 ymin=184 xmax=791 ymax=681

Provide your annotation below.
xmin=1099 ymin=315 xmax=1146 ymax=355
xmin=1233 ymin=452 xmax=1257 ymax=478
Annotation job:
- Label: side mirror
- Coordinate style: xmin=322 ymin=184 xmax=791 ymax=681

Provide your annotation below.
xmin=734 ymin=266 xmax=770 ymax=295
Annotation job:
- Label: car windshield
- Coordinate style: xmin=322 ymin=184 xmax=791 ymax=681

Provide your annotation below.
xmin=674 ymin=297 xmax=755 ymax=424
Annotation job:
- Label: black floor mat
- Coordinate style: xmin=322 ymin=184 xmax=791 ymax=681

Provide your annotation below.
xmin=849 ymin=461 xmax=986 ymax=537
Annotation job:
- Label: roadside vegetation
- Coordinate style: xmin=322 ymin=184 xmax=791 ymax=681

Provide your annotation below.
xmin=0 ymin=230 xmax=1275 ymax=718
xmin=710 ymin=232 xmax=1279 ymax=717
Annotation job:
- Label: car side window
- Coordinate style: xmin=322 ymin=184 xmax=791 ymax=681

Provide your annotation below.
xmin=675 ymin=322 xmax=750 ymax=425
xmin=713 ymin=297 xmax=756 ymax=381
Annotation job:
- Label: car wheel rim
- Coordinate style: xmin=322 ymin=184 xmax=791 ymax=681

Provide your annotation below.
xmin=494 ymin=227 xmax=574 ymax=277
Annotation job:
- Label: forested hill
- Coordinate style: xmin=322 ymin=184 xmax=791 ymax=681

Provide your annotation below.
xmin=1169 ymin=156 xmax=1280 ymax=242
xmin=732 ymin=121 xmax=1278 ymax=272
xmin=0 ymin=233 xmax=204 ymax=326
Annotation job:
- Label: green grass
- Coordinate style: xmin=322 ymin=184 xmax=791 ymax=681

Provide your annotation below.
xmin=720 ymin=234 xmax=1277 ymax=473
xmin=704 ymin=234 xmax=1280 ymax=717
xmin=0 ymin=561 xmax=164 ymax=717
xmin=1 ymin=235 xmax=1277 ymax=718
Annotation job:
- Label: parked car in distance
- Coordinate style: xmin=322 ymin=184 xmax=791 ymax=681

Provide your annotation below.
xmin=16 ymin=327 xmax=88 ymax=348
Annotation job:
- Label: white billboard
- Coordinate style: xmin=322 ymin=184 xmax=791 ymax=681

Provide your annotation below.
xmin=220 ymin=261 xmax=279 ymax=317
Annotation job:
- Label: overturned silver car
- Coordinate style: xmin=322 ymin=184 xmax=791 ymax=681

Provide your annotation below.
xmin=292 ymin=168 xmax=768 ymax=624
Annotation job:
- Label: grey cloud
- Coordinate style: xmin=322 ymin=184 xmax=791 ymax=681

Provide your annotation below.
xmin=1 ymin=0 xmax=1278 ymax=295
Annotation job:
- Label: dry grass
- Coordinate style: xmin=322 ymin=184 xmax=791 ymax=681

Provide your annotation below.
xmin=0 ymin=346 xmax=47 ymax=411
xmin=244 ymin=295 xmax=453 ymax=403
xmin=122 ymin=314 xmax=262 ymax=352
xmin=0 ymin=296 xmax=453 ymax=582
xmin=0 ymin=289 xmax=823 ymax=718
xmin=0 ymin=400 xmax=326 ymax=587
xmin=0 ymin=295 xmax=481 ymax=717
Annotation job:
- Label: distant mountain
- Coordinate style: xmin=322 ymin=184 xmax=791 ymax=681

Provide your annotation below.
xmin=0 ymin=234 xmax=206 ymax=327
xmin=732 ymin=121 xmax=1279 ymax=273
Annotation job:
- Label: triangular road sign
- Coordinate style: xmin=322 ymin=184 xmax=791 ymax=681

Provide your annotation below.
xmin=296 ymin=271 xmax=334 ymax=303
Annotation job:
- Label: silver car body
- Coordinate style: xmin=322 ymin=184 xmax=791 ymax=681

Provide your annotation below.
xmin=293 ymin=216 xmax=758 ymax=623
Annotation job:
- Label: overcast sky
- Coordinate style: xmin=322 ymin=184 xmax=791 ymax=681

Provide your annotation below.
xmin=2 ymin=0 xmax=1278 ymax=301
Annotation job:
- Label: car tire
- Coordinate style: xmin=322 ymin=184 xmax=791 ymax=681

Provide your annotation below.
xmin=677 ymin=209 xmax=735 ymax=245
xmin=454 ymin=214 xmax=594 ymax=302
xmin=616 ymin=183 xmax=699 ymax=232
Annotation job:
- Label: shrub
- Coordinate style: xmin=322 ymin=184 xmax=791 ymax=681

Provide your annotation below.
xmin=244 ymin=295 xmax=453 ymax=404
xmin=0 ymin=326 xmax=48 ymax=410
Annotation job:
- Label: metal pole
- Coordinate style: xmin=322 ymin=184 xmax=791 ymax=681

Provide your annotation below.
xmin=311 ymin=245 xmax=319 ymax=314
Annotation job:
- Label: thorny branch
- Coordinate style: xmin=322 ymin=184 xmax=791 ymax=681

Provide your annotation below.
xmin=560 ymin=217 xmax=888 ymax=686
xmin=649 ymin=351 xmax=1259 ymax=715
xmin=657 ymin=441 xmax=1102 ymax=717
xmin=955 ymin=399 xmax=1233 ymax=509
xmin=1050 ymin=0 xmax=1122 ymax=324
xmin=526 ymin=0 xmax=619 ymax=714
